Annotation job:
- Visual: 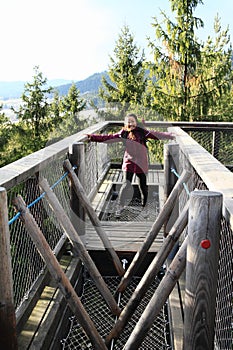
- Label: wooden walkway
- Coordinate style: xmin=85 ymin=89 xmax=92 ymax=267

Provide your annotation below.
xmin=88 ymin=167 xmax=165 ymax=253
xmin=16 ymin=167 xmax=184 ymax=350
xmin=86 ymin=221 xmax=164 ymax=252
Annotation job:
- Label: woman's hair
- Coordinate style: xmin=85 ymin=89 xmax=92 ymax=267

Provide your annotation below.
xmin=122 ymin=113 xmax=147 ymax=143
xmin=125 ymin=113 xmax=145 ymax=130
xmin=125 ymin=113 xmax=138 ymax=123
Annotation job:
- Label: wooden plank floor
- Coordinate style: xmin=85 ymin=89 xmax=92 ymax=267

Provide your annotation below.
xmin=88 ymin=167 xmax=165 ymax=253
xmin=92 ymin=168 xmax=165 ymax=218
xmin=85 ymin=221 xmax=164 ymax=252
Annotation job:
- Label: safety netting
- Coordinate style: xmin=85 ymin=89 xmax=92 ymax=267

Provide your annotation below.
xmin=61 ymin=276 xmax=171 ymax=349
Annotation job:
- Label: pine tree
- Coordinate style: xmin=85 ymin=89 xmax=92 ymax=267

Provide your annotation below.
xmin=0 ymin=105 xmax=12 ymax=167
xmin=193 ymin=15 xmax=233 ymax=120
xmin=99 ymin=25 xmax=147 ymax=117
xmin=58 ymin=83 xmax=86 ymax=136
xmin=61 ymin=83 xmax=86 ymax=124
xmin=12 ymin=66 xmax=55 ymax=152
xmin=146 ymin=0 xmax=233 ymax=121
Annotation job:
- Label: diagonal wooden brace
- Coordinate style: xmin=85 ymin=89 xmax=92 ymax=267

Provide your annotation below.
xmin=63 ymin=159 xmax=125 ymax=277
xmin=117 ymin=169 xmax=191 ymax=293
xmin=13 ymin=195 xmax=108 ymax=350
xmin=123 ymin=237 xmax=188 ymax=350
xmin=105 ymin=200 xmax=189 ymax=345
xmin=39 ymin=177 xmax=121 ymax=316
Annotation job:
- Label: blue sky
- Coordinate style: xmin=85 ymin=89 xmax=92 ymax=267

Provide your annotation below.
xmin=1 ymin=0 xmax=232 ymax=82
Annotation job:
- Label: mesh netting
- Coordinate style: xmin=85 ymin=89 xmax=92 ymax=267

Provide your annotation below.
xmin=61 ymin=276 xmax=171 ymax=350
xmin=102 ymin=197 xmax=159 ymax=222
xmin=7 ymin=155 xmax=69 ymax=309
xmin=186 ymin=129 xmax=233 ymax=167
xmin=178 ymin=143 xmax=233 ymax=350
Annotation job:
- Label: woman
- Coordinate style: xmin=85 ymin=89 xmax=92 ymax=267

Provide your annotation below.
xmin=87 ymin=113 xmax=175 ymax=216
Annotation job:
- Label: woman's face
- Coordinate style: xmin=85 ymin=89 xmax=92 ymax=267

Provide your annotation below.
xmin=125 ymin=116 xmax=137 ymax=130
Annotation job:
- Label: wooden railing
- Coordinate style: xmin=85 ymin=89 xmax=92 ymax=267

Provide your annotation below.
xmin=165 ymin=127 xmax=233 ymax=350
xmin=0 ymin=121 xmax=233 ymax=349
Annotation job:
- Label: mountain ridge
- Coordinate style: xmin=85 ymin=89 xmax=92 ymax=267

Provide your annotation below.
xmin=0 ymin=72 xmax=107 ymax=100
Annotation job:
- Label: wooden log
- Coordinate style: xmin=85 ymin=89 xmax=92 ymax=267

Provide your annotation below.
xmin=13 ymin=195 xmax=107 ymax=350
xmin=69 ymin=142 xmax=86 ymax=240
xmin=117 ymin=169 xmax=191 ymax=293
xmin=212 ymin=130 xmax=220 ymax=159
xmin=105 ymin=200 xmax=189 ymax=345
xmin=164 ymin=143 xmax=180 ymax=236
xmin=38 ymin=177 xmax=121 ymax=316
xmin=0 ymin=187 xmax=18 ymax=350
xmin=183 ymin=190 xmax=222 ymax=350
xmin=123 ymin=236 xmax=188 ymax=350
xmin=63 ymin=159 xmax=125 ymax=277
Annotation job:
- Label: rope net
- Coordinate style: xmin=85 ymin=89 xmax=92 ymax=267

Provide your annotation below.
xmin=61 ymin=276 xmax=171 ymax=349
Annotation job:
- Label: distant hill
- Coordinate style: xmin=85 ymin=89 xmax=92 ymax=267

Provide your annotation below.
xmin=0 ymin=79 xmax=73 ymax=100
xmin=55 ymin=71 xmax=108 ymax=96
xmin=0 ymin=72 xmax=108 ymax=100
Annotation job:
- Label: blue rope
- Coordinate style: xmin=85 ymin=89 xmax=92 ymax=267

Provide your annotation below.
xmin=171 ymin=168 xmax=190 ymax=195
xmin=8 ymin=168 xmax=72 ymax=226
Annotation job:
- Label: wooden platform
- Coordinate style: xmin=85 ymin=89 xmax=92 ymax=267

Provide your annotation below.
xmin=85 ymin=221 xmax=164 ymax=252
xmin=92 ymin=168 xmax=165 ymax=217
xmin=87 ymin=167 xmax=165 ymax=253
xmin=17 ymin=166 xmax=183 ymax=349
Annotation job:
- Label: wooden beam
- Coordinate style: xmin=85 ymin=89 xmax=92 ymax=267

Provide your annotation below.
xmin=69 ymin=142 xmax=86 ymax=239
xmin=13 ymin=195 xmax=107 ymax=350
xmin=105 ymin=200 xmax=189 ymax=345
xmin=183 ymin=190 xmax=222 ymax=349
xmin=39 ymin=177 xmax=121 ymax=316
xmin=117 ymin=169 xmax=191 ymax=293
xmin=123 ymin=236 xmax=188 ymax=350
xmin=63 ymin=159 xmax=125 ymax=277
xmin=0 ymin=187 xmax=18 ymax=349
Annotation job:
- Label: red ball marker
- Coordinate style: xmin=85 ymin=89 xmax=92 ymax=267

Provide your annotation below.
xmin=201 ymin=239 xmax=211 ymax=249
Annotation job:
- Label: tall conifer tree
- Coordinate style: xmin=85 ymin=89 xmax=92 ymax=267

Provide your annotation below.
xmin=99 ymin=25 xmax=146 ymax=116
xmin=146 ymin=0 xmax=232 ymax=121
xmin=13 ymin=66 xmax=54 ymax=152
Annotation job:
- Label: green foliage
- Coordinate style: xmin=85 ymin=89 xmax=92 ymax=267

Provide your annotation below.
xmin=192 ymin=16 xmax=233 ymax=121
xmin=0 ymin=105 xmax=12 ymax=166
xmin=11 ymin=66 xmax=55 ymax=153
xmin=99 ymin=25 xmax=147 ymax=118
xmin=1 ymin=68 xmax=88 ymax=167
xmin=51 ymin=83 xmax=87 ymax=139
xmin=146 ymin=0 xmax=233 ymax=121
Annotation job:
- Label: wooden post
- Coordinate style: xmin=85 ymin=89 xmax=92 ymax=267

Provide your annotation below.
xmin=183 ymin=190 xmax=222 ymax=350
xmin=117 ymin=170 xmax=191 ymax=293
xmin=0 ymin=187 xmax=17 ymax=349
xmin=164 ymin=143 xmax=180 ymax=237
xmin=212 ymin=130 xmax=220 ymax=159
xmin=105 ymin=200 xmax=189 ymax=345
xmin=13 ymin=195 xmax=108 ymax=350
xmin=69 ymin=142 xmax=86 ymax=243
xmin=122 ymin=236 xmax=188 ymax=350
xmin=38 ymin=178 xmax=121 ymax=316
xmin=164 ymin=143 xmax=180 ymax=200
xmin=63 ymin=159 xmax=125 ymax=277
